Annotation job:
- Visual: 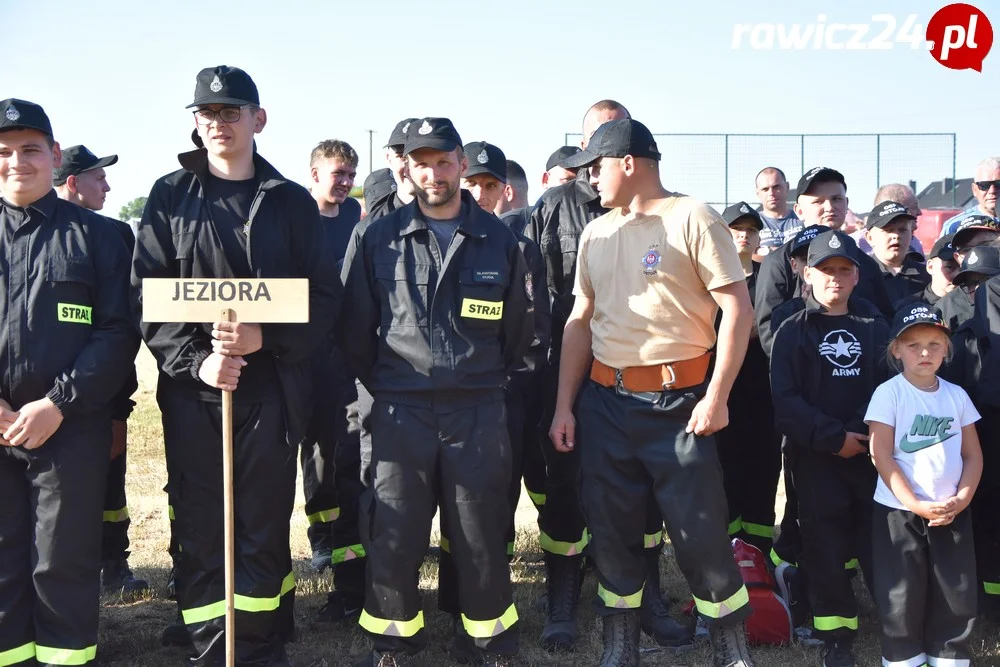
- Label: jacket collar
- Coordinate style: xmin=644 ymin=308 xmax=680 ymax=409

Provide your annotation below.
xmin=802 ymin=289 xmax=881 ymax=319
xmin=874 ymin=255 xmax=926 ymax=278
xmin=177 ymin=148 xmax=287 ymax=192
xmin=400 ymin=190 xmax=491 ymax=239
xmin=2 ymin=189 xmax=59 ymax=218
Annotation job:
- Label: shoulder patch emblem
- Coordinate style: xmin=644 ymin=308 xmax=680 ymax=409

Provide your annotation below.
xmin=641 ymin=245 xmax=661 ymax=275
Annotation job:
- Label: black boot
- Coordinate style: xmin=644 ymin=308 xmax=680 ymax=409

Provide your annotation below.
xmin=640 ymin=552 xmax=694 ymax=650
xmin=159 ymin=608 xmax=191 ymax=648
xmin=354 ymin=651 xmax=414 ymax=667
xmin=101 ymin=557 xmax=149 ymax=602
xmin=447 ymin=616 xmax=479 ymax=664
xmin=539 ymin=554 xmax=583 ymax=651
xmin=709 ymin=621 xmax=756 ymax=667
xmin=599 ymin=611 xmax=641 ymax=667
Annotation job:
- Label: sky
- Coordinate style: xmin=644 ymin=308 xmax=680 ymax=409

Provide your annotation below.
xmin=5 ymin=0 xmax=999 ymax=216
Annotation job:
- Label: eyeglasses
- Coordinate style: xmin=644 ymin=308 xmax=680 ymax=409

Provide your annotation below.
xmin=961 ymin=279 xmax=985 ymax=295
xmin=974 ymin=180 xmax=1000 ymax=192
xmin=192 ymin=106 xmax=254 ymax=125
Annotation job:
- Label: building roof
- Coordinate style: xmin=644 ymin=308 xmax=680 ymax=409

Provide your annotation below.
xmin=917 ymin=177 xmax=975 ymax=210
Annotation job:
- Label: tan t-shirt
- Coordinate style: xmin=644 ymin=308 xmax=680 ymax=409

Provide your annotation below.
xmin=573 ymin=194 xmax=746 ymax=368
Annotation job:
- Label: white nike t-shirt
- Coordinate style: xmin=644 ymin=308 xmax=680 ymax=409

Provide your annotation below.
xmin=865 ymin=374 xmax=980 ymax=510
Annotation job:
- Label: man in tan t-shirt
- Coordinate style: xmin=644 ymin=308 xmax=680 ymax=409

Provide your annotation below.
xmin=550 ymin=118 xmax=757 ymax=667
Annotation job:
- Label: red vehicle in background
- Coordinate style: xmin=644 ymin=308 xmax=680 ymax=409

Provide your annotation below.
xmin=915 ymin=209 xmax=962 ymax=253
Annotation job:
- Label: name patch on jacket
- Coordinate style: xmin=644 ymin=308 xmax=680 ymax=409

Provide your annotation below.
xmin=462 ymin=298 xmax=503 ymax=320
xmin=474 ymin=270 xmax=502 ymax=283
xmin=58 ymin=303 xmax=92 ymax=324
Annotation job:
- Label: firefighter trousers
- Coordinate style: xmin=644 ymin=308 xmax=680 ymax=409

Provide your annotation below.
xmin=0 ymin=417 xmax=110 ymax=667
xmin=160 ymin=391 xmax=296 ymax=667
xmin=577 ymin=381 xmax=750 ymax=627
xmin=360 ymin=396 xmax=519 ymax=656
xmin=101 ymin=448 xmax=130 ymax=561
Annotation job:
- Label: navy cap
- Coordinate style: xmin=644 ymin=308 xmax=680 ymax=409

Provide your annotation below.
xmin=363 ymin=168 xmax=396 ymax=212
xmin=953 ymin=245 xmax=1000 ymax=287
xmin=386 ymin=118 xmax=417 ymax=149
xmin=807 ymin=230 xmax=859 ymax=268
xmin=463 ymin=142 xmax=507 ymax=184
xmin=952 ymin=214 xmax=1000 ymax=248
xmin=928 ymin=234 xmax=955 ymax=261
xmin=547 ymin=146 xmax=581 ymax=172
xmin=563 ymin=119 xmax=661 ymax=169
xmin=186 ymin=66 xmax=259 ymax=109
xmin=790 ymin=224 xmax=824 ymax=255
xmin=890 ymin=302 xmax=950 ymax=339
xmin=0 ymin=98 xmax=52 ymax=137
xmin=722 ymin=202 xmax=763 ymax=230
xmin=796 ymin=167 xmax=847 ymax=199
xmin=53 ymin=145 xmax=118 ymax=186
xmin=866 ymin=200 xmax=916 ymax=230
xmin=402 ymin=118 xmax=462 ymax=155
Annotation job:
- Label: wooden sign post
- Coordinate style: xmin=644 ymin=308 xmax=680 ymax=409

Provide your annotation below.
xmin=143 ymin=278 xmax=309 ymax=667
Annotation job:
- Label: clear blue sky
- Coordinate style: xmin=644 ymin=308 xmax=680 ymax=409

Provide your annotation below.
xmin=5 ymin=0 xmax=998 ymax=215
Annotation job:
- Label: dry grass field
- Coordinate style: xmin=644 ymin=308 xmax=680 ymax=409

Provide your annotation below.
xmin=94 ymin=347 xmax=1000 ymax=666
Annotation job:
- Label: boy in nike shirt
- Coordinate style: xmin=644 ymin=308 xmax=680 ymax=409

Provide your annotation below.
xmin=770 ymin=230 xmax=890 ymax=667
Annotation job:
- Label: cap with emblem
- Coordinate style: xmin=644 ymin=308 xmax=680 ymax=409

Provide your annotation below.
xmin=790 ymin=224 xmax=824 ymax=256
xmin=928 ymin=234 xmax=955 ymax=262
xmin=462 ymin=142 xmax=507 ymax=184
xmin=953 ymin=245 xmax=1000 ymax=287
xmin=807 ymin=229 xmax=859 ymax=268
xmin=796 ymin=167 xmax=847 ymax=200
xmin=363 ymin=168 xmax=396 ymax=211
xmin=563 ymin=119 xmax=661 ymax=169
xmin=866 ymin=200 xmax=916 ymax=230
xmin=722 ymin=201 xmax=764 ymax=230
xmin=952 ymin=215 xmax=1000 ymax=249
xmin=0 ymin=98 xmax=53 ymax=137
xmin=402 ymin=118 xmax=462 ymax=156
xmin=186 ymin=66 xmax=259 ymax=109
xmin=53 ymin=145 xmax=118 ymax=186
xmin=890 ymin=302 xmax=950 ymax=339
xmin=547 ymin=146 xmax=582 ymax=172
xmin=385 ymin=118 xmax=418 ymax=150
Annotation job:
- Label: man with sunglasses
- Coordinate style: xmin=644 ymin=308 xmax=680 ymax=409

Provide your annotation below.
xmin=940 ymin=157 xmax=1000 ymax=238
xmin=132 ymin=65 xmax=341 ymax=665
xmin=934 ymin=215 xmax=1000 ymax=331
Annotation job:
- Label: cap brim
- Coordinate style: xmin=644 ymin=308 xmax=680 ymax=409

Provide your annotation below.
xmin=953 ymin=266 xmax=1000 ymax=286
xmin=52 ymin=154 xmax=120 ymax=186
xmin=463 ymin=164 xmax=506 ymax=184
xmin=561 ymin=149 xmax=601 ymax=169
xmin=893 ymin=319 xmax=950 ymax=339
xmin=808 ymin=250 xmax=860 ymax=268
xmin=185 ymin=96 xmax=257 ymax=109
xmin=867 ymin=212 xmax=916 ymax=230
xmin=403 ymin=137 xmax=460 ymax=155
xmin=728 ymin=214 xmax=763 ymax=230
xmin=953 ymin=226 xmax=999 ymax=245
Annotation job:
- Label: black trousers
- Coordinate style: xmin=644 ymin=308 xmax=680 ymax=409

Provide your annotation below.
xmin=770 ymin=455 xmax=802 ymax=568
xmin=102 ymin=448 xmax=130 ymax=561
xmin=360 ymin=398 xmax=518 ymax=656
xmin=972 ymin=409 xmax=1000 ymax=606
xmin=792 ymin=453 xmax=876 ymax=640
xmin=873 ymin=503 xmax=975 ymax=666
xmin=160 ymin=391 xmax=296 ymax=667
xmin=577 ymin=381 xmax=750 ymax=627
xmin=0 ymin=417 xmax=110 ymax=667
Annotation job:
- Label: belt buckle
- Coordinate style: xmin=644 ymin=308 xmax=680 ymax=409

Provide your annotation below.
xmin=615 ymin=367 xmax=662 ymax=404
xmin=662 ymin=364 xmax=677 ymax=391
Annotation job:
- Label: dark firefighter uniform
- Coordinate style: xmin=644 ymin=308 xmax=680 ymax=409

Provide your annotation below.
xmin=865 ymin=202 xmax=930 ymax=308
xmin=132 ymin=67 xmax=341 ymax=666
xmin=0 ymin=99 xmax=140 ymax=667
xmin=339 ymin=119 xmax=533 ymax=661
xmin=770 ymin=231 xmax=890 ymax=643
xmin=362 ymin=118 xmax=416 ymax=223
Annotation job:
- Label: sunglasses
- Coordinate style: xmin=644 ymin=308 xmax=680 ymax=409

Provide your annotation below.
xmin=974 ymin=180 xmax=1000 ymax=192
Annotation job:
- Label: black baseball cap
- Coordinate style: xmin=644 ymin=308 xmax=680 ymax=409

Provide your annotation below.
xmin=402 ymin=118 xmax=462 ymax=155
xmin=562 ymin=119 xmax=661 ymax=169
xmin=790 ymin=224 xmax=825 ymax=255
xmin=0 ymin=98 xmax=52 ymax=137
xmin=386 ymin=118 xmax=417 ymax=150
xmin=363 ymin=168 xmax=396 ymax=211
xmin=722 ymin=202 xmax=764 ymax=230
xmin=53 ymin=145 xmax=118 ymax=186
xmin=796 ymin=167 xmax=847 ymax=200
xmin=953 ymin=245 xmax=1000 ymax=287
xmin=952 ymin=215 xmax=1000 ymax=248
xmin=890 ymin=302 xmax=949 ymax=339
xmin=866 ymin=201 xmax=916 ymax=230
xmin=807 ymin=230 xmax=859 ymax=268
xmin=463 ymin=142 xmax=507 ymax=184
xmin=547 ymin=146 xmax=581 ymax=172
xmin=928 ymin=234 xmax=956 ymax=262
xmin=186 ymin=66 xmax=259 ymax=109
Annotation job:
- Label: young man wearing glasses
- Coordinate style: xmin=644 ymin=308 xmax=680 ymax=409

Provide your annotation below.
xmin=940 ymin=157 xmax=1000 ymax=237
xmin=132 ymin=65 xmax=341 ymax=666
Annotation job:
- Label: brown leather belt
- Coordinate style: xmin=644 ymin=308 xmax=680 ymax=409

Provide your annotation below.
xmin=590 ymin=353 xmax=711 ymax=393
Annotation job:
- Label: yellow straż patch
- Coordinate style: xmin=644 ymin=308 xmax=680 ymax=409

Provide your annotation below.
xmin=461 ymin=298 xmax=503 ymax=320
xmin=58 ymin=303 xmax=92 ymax=324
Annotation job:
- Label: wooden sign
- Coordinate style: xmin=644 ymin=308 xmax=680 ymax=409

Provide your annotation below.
xmin=141 ymin=278 xmax=309 ymax=323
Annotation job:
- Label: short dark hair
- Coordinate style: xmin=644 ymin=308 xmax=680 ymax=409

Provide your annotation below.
xmin=506 ymin=160 xmax=528 ymax=192
xmin=755 ymin=166 xmax=787 ymax=185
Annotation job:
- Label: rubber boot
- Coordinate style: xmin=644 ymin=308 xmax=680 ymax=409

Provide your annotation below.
xmin=598 ymin=611 xmax=641 ymax=667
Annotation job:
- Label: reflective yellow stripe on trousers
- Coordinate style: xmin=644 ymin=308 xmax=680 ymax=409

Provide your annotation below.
xmin=539 ymin=529 xmax=589 ymax=557
xmin=462 ymin=604 xmax=519 ymax=638
xmin=102 ymin=507 xmax=129 ymax=523
xmin=359 ymin=610 xmax=425 ymax=637
xmin=306 ymin=507 xmax=340 ymax=525
xmin=0 ymin=642 xmax=36 ymax=667
xmin=694 ymin=585 xmax=750 ymax=619
xmin=35 ymin=645 xmax=97 ymax=666
xmin=181 ymin=572 xmax=295 ymax=624
xmin=331 ymin=544 xmax=366 ymax=564
xmin=597 ymin=583 xmax=644 ymax=609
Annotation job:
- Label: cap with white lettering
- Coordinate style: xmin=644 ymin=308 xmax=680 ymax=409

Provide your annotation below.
xmin=890 ymin=302 xmax=949 ymax=339
xmin=866 ymin=200 xmax=916 ymax=230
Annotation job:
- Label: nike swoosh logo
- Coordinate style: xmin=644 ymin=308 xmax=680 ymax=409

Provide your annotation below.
xmin=899 ymin=432 xmax=957 ymax=453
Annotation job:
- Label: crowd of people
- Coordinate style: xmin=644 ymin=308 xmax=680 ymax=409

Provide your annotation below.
xmin=1 ymin=63 xmax=1000 ymax=667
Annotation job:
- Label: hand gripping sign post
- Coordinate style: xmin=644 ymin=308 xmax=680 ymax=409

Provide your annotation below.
xmin=143 ymin=278 xmax=309 ymax=667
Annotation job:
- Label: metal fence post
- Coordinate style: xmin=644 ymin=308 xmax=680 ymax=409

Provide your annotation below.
xmin=800 ymin=135 xmax=805 ymax=178
xmin=876 ymin=134 xmax=881 ymax=188
xmin=724 ymin=134 xmax=729 ymax=207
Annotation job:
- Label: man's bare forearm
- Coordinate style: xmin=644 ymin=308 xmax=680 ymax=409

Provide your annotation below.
xmin=555 ymin=317 xmax=594 ymax=413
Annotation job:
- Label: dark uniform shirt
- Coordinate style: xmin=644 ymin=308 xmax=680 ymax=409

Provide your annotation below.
xmin=321 ymin=196 xmax=362 ymax=267
xmin=935 ymin=287 xmax=975 ymax=332
xmin=500 ymin=206 xmax=533 ymax=237
xmin=364 ymin=192 xmax=406 ymax=223
xmin=0 ymin=191 xmax=139 ymax=418
xmin=895 ymin=282 xmax=946 ymax=312
xmin=873 ymin=255 xmax=930 ymax=310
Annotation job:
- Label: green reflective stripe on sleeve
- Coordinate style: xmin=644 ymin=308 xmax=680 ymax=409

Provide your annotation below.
xmin=182 ymin=600 xmax=227 ymax=625
xmin=813 ymin=615 xmax=858 ymax=631
xmin=694 ymin=585 xmax=750 ymax=619
xmin=102 ymin=507 xmax=129 ymax=523
xmin=359 ymin=610 xmax=425 ymax=637
xmin=727 ymin=516 xmax=743 ymax=535
xmin=168 ymin=505 xmax=175 ymax=521
xmin=440 ymin=537 xmax=450 ymax=554
xmin=983 ymin=582 xmax=1000 ymax=595
xmin=34 ymin=644 xmax=97 ymax=666
xmin=332 ymin=544 xmax=367 ymax=563
xmin=306 ymin=507 xmax=340 ymax=525
xmin=597 ymin=583 xmax=644 ymax=609
xmin=741 ymin=521 xmax=774 ymax=538
xmin=539 ymin=530 xmax=589 ymax=556
xmin=644 ymin=532 xmax=663 ymax=548
xmin=462 ymin=603 xmax=519 ymax=638
xmin=0 ymin=642 xmax=35 ymax=666
xmin=525 ymin=488 xmax=546 ymax=507
xmin=844 ymin=558 xmax=860 ymax=570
